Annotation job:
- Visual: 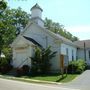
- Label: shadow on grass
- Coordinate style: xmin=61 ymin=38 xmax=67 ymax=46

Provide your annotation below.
xmin=28 ymin=73 xmax=61 ymax=77
xmin=56 ymin=75 xmax=67 ymax=82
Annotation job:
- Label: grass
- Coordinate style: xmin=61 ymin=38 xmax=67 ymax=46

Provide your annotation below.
xmin=0 ymin=73 xmax=78 ymax=84
xmin=21 ymin=74 xmax=78 ymax=83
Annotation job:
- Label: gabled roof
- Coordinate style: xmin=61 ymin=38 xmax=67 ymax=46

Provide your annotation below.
xmin=23 ymin=36 xmax=42 ymax=48
xmin=34 ymin=23 xmax=75 ymax=46
xmin=31 ymin=3 xmax=43 ymax=11
xmin=74 ymin=40 xmax=90 ymax=49
xmin=21 ymin=21 xmax=76 ymax=47
xmin=11 ymin=35 xmax=33 ymax=48
xmin=55 ymin=34 xmax=75 ymax=46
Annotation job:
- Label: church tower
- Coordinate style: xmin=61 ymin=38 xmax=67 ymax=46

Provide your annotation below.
xmin=31 ymin=3 xmax=44 ymax=27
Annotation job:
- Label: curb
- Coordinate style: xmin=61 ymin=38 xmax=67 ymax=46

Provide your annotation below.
xmin=0 ymin=75 xmax=62 ymax=85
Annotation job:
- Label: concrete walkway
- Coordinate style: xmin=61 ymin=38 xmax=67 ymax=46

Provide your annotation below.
xmin=63 ymin=70 xmax=90 ymax=90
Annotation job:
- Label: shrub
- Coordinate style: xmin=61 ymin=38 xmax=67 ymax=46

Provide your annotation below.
xmin=16 ymin=65 xmax=30 ymax=76
xmin=0 ymin=47 xmax=13 ymax=74
xmin=76 ymin=59 xmax=87 ymax=73
xmin=30 ymin=46 xmax=56 ymax=75
xmin=0 ymin=64 xmax=13 ymax=74
xmin=68 ymin=59 xmax=87 ymax=74
xmin=16 ymin=68 xmax=23 ymax=76
xmin=22 ymin=65 xmax=30 ymax=75
xmin=68 ymin=61 xmax=77 ymax=74
xmin=0 ymin=57 xmax=12 ymax=73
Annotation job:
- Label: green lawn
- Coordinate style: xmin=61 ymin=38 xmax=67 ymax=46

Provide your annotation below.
xmin=0 ymin=74 xmax=78 ymax=84
xmin=22 ymin=74 xmax=78 ymax=83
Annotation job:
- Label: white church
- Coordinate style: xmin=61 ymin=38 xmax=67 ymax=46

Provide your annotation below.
xmin=11 ymin=4 xmax=90 ymax=72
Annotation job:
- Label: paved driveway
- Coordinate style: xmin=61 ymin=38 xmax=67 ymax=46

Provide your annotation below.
xmin=0 ymin=78 xmax=78 ymax=90
xmin=63 ymin=70 xmax=90 ymax=90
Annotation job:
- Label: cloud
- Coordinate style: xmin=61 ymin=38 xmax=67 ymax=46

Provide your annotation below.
xmin=66 ymin=25 xmax=90 ymax=40
xmin=66 ymin=25 xmax=90 ymax=33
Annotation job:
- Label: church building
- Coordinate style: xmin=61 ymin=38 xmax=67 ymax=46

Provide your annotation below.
xmin=11 ymin=4 xmax=90 ymax=72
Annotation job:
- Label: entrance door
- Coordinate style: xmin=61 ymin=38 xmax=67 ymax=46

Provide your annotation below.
xmin=60 ymin=55 xmax=64 ymax=69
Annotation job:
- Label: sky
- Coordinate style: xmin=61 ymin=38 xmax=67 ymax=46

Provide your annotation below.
xmin=6 ymin=0 xmax=90 ymax=40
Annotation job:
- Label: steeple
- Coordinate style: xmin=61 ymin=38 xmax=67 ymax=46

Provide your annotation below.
xmin=30 ymin=3 xmax=44 ymax=27
xmin=31 ymin=3 xmax=43 ymax=12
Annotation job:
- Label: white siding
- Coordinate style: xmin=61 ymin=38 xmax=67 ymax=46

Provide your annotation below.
xmin=61 ymin=43 xmax=77 ymax=61
xmin=11 ymin=37 xmax=34 ymax=68
xmin=77 ymin=49 xmax=84 ymax=60
xmin=12 ymin=23 xmax=78 ymax=72
xmin=12 ymin=46 xmax=32 ymax=68
xmin=23 ymin=24 xmax=61 ymax=71
xmin=77 ymin=49 xmax=90 ymax=65
xmin=31 ymin=8 xmax=42 ymax=18
xmin=86 ymin=49 xmax=90 ymax=65
xmin=24 ymin=24 xmax=58 ymax=48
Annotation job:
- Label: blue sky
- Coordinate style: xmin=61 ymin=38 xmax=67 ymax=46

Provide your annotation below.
xmin=6 ymin=0 xmax=90 ymax=40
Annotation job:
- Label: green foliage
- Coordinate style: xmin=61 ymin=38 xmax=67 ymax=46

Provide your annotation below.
xmin=0 ymin=47 xmax=12 ymax=74
xmin=31 ymin=46 xmax=57 ymax=74
xmin=2 ymin=47 xmax=12 ymax=63
xmin=76 ymin=59 xmax=87 ymax=73
xmin=0 ymin=58 xmax=8 ymax=66
xmin=0 ymin=0 xmax=7 ymax=13
xmin=44 ymin=18 xmax=79 ymax=41
xmin=0 ymin=7 xmax=30 ymax=54
xmin=0 ymin=7 xmax=30 ymax=74
xmin=68 ymin=59 xmax=87 ymax=74
xmin=0 ymin=47 xmax=11 ymax=66
xmin=0 ymin=57 xmax=13 ymax=74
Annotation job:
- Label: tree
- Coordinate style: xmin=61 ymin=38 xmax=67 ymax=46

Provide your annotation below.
xmin=44 ymin=18 xmax=79 ymax=41
xmin=0 ymin=7 xmax=30 ymax=58
xmin=31 ymin=46 xmax=57 ymax=74
xmin=0 ymin=0 xmax=7 ymax=14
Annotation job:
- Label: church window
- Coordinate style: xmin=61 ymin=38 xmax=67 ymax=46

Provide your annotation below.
xmin=72 ymin=50 xmax=74 ymax=61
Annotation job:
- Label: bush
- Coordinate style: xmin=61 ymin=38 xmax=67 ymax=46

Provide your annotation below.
xmin=2 ymin=47 xmax=12 ymax=64
xmin=16 ymin=68 xmax=23 ymax=76
xmin=22 ymin=65 xmax=30 ymax=75
xmin=16 ymin=65 xmax=30 ymax=76
xmin=0 ymin=64 xmax=13 ymax=74
xmin=76 ymin=59 xmax=87 ymax=73
xmin=0 ymin=47 xmax=13 ymax=74
xmin=30 ymin=46 xmax=56 ymax=75
xmin=68 ymin=59 xmax=87 ymax=74
xmin=0 ymin=57 xmax=13 ymax=74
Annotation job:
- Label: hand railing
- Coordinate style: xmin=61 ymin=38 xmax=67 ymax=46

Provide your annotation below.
xmin=17 ymin=57 xmax=28 ymax=68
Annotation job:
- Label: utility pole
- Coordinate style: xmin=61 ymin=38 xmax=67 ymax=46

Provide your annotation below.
xmin=84 ymin=42 xmax=86 ymax=61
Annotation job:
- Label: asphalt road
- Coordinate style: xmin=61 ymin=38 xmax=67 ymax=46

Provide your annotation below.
xmin=0 ymin=78 xmax=78 ymax=90
xmin=1 ymin=70 xmax=90 ymax=90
